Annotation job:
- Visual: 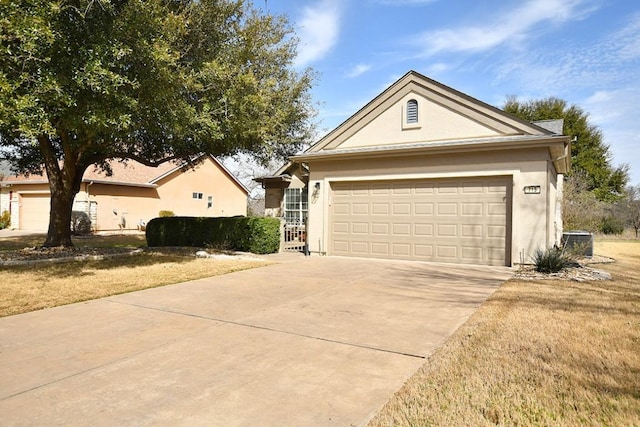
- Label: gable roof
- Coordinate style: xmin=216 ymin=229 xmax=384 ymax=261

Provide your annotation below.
xmin=254 ymin=161 xmax=309 ymax=185
xmin=0 ymin=156 xmax=249 ymax=193
xmin=309 ymin=70 xmax=557 ymax=153
xmin=293 ymin=70 xmax=570 ymax=173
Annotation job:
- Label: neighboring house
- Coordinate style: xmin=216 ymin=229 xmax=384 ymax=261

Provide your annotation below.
xmin=0 ymin=155 xmax=248 ymax=231
xmin=257 ymin=71 xmax=570 ymax=266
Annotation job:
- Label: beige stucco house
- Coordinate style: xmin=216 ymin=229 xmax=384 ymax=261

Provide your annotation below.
xmin=257 ymin=71 xmax=570 ymax=266
xmin=0 ymin=155 xmax=248 ymax=231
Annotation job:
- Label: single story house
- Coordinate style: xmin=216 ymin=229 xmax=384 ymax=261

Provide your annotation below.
xmin=0 ymin=155 xmax=248 ymax=231
xmin=257 ymin=71 xmax=570 ymax=266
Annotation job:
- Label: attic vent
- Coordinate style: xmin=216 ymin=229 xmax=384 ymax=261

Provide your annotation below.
xmin=406 ymin=99 xmax=418 ymax=124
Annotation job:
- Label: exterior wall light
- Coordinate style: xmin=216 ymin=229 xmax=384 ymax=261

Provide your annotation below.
xmin=523 ymin=185 xmax=541 ymax=194
xmin=314 ymin=182 xmax=320 ymax=190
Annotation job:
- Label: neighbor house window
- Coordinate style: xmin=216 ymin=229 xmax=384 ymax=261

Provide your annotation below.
xmin=207 ymin=196 xmax=213 ymax=209
xmin=284 ymin=188 xmax=308 ymax=225
xmin=406 ymin=99 xmax=419 ymax=124
xmin=192 ymin=192 xmax=203 ymax=199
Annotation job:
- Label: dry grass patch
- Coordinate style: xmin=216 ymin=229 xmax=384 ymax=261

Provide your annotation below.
xmin=0 ymin=254 xmax=270 ymax=317
xmin=0 ymin=233 xmax=147 ymax=251
xmin=369 ymin=240 xmax=640 ymax=426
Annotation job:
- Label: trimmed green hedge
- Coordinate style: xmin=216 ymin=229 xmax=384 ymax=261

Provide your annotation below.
xmin=145 ymin=216 xmax=281 ymax=254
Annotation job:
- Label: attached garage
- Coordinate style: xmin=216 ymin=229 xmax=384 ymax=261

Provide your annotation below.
xmin=330 ymin=178 xmax=510 ymax=266
xmin=261 ymin=71 xmax=570 ymax=266
xmin=19 ymin=193 xmax=50 ymax=231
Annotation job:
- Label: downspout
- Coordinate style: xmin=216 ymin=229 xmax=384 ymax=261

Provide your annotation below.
xmin=86 ymin=181 xmax=94 ymax=230
xmin=549 ymin=139 xmax=572 ymax=245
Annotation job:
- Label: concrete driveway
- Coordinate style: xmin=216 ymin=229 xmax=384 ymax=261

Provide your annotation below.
xmin=0 ymin=255 xmax=512 ymax=426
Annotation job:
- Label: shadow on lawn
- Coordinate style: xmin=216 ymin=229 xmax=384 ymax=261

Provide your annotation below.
xmin=12 ymin=253 xmax=197 ymax=279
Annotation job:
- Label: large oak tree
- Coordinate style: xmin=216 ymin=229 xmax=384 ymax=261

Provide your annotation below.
xmin=503 ymin=96 xmax=628 ymax=202
xmin=0 ymin=0 xmax=315 ymax=246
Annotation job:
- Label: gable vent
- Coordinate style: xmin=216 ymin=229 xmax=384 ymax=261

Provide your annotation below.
xmin=406 ymin=99 xmax=418 ymax=124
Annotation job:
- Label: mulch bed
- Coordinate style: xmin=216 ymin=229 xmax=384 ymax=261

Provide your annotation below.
xmin=514 ymin=255 xmax=615 ymax=282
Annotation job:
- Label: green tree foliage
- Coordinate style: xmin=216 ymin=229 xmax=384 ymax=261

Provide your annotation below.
xmin=562 ymin=172 xmax=606 ymax=231
xmin=503 ymin=96 xmax=628 ymax=202
xmin=0 ymin=0 xmax=315 ymax=247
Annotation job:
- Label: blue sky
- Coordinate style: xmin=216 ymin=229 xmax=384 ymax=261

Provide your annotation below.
xmin=260 ymin=0 xmax=640 ymax=185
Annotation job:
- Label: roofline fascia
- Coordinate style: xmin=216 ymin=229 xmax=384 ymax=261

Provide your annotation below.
xmin=291 ymin=136 xmax=571 ymax=172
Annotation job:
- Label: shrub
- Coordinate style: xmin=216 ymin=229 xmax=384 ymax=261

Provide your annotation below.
xmin=159 ymin=210 xmax=175 ymax=218
xmin=71 ymin=211 xmax=92 ymax=235
xmin=145 ymin=216 xmax=281 ymax=254
xmin=532 ymin=247 xmax=569 ymax=273
xmin=600 ymin=216 xmax=624 ymax=235
xmin=0 ymin=210 xmax=10 ymax=229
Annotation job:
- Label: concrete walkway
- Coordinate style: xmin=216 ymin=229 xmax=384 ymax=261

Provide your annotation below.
xmin=0 ymin=256 xmax=512 ymax=426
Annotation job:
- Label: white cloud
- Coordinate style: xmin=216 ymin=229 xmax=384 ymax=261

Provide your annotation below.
xmin=294 ymin=0 xmax=341 ymax=68
xmin=415 ymin=0 xmax=590 ymax=55
xmin=493 ymin=11 xmax=640 ymax=95
xmin=345 ymin=63 xmax=372 ymax=78
xmin=583 ymin=87 xmax=640 ymax=184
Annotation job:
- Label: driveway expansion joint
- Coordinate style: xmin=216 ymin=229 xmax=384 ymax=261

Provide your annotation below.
xmin=105 ymin=298 xmax=427 ymax=360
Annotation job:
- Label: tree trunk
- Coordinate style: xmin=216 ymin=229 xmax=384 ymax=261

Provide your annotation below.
xmin=38 ymin=134 xmax=86 ymax=248
xmin=43 ymin=186 xmax=76 ymax=247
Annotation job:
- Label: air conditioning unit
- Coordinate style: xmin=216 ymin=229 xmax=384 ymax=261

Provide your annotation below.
xmin=562 ymin=231 xmax=594 ymax=257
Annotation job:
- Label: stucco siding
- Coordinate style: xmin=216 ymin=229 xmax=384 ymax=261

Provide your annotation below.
xmin=340 ymin=92 xmax=504 ymax=149
xmin=306 ymin=147 xmax=554 ymax=265
xmin=90 ymin=184 xmax=159 ymax=230
xmin=155 ymin=157 xmax=247 ymax=218
xmin=3 ymin=157 xmax=247 ymax=231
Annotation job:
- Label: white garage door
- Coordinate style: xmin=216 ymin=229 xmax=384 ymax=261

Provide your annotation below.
xmin=20 ymin=194 xmax=50 ymax=231
xmin=330 ymin=178 xmax=510 ymax=266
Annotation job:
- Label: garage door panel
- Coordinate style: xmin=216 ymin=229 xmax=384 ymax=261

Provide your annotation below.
xmin=351 ymin=222 xmax=369 ymax=234
xmin=333 ymin=222 xmax=349 ymax=234
xmin=333 ymin=203 xmax=350 ymax=215
xmin=392 ymin=223 xmax=411 ymax=236
xmin=461 ymin=203 xmax=483 ymax=215
xmin=414 ymin=203 xmax=433 ymax=216
xmin=461 ymin=183 xmax=484 ymax=194
xmin=350 ymin=241 xmax=369 ymax=255
xmin=414 ymin=223 xmax=434 ymax=236
xmin=461 ymin=246 xmax=483 ymax=262
xmin=352 ymin=203 xmax=369 ymax=215
xmin=487 ymin=203 xmax=506 ymax=216
xmin=487 ymin=247 xmax=506 ymax=262
xmin=488 ymin=225 xmax=506 ymax=238
xmin=371 ymin=223 xmax=389 ymax=235
xmin=351 ymin=185 xmax=370 ymax=196
xmin=391 ymin=184 xmax=411 ymax=195
xmin=372 ymin=203 xmax=389 ymax=215
xmin=414 ymin=183 xmax=434 ymax=194
xmin=414 ymin=244 xmax=434 ymax=257
xmin=436 ymin=183 xmax=458 ymax=194
xmin=437 ymin=203 xmax=457 ymax=216
xmin=461 ymin=224 xmax=483 ymax=238
xmin=437 ymin=224 xmax=458 ymax=237
xmin=330 ymin=178 xmax=510 ymax=266
xmin=392 ymin=243 xmax=411 ymax=256
xmin=372 ymin=185 xmax=390 ymax=195
xmin=371 ymin=242 xmax=390 ymax=255
xmin=437 ymin=245 xmax=458 ymax=260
